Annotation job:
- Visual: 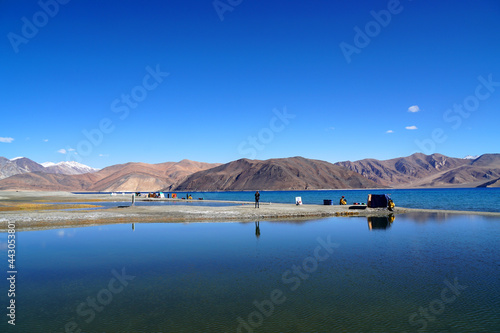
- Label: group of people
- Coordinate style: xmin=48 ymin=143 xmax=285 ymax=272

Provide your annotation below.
xmin=255 ymin=192 xmax=350 ymax=207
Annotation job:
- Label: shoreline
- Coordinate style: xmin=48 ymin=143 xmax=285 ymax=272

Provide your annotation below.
xmin=0 ymin=192 xmax=500 ymax=232
xmin=1 ymin=191 xmax=499 ymax=232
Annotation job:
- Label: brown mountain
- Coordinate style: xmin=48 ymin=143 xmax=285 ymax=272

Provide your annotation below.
xmin=408 ymin=154 xmax=500 ymax=188
xmin=0 ymin=172 xmax=97 ymax=191
xmin=172 ymin=157 xmax=384 ymax=191
xmin=1 ymin=154 xmax=499 ymax=191
xmin=0 ymin=159 xmax=220 ymax=192
xmin=477 ymin=177 xmax=500 ymax=187
xmin=336 ymin=153 xmax=500 ymax=188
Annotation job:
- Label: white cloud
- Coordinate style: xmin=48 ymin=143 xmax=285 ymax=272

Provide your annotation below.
xmin=44 ymin=139 xmax=49 ymax=142
xmin=58 ymin=148 xmax=76 ymax=154
xmin=408 ymin=105 xmax=420 ymax=113
xmin=0 ymin=137 xmax=14 ymax=143
xmin=386 ymin=130 xmax=393 ymax=133
xmin=405 ymin=125 xmax=418 ymax=130
xmin=99 ymin=154 xmax=109 ymax=157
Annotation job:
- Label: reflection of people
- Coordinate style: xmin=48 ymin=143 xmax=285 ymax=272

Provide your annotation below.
xmin=255 ymin=221 xmax=260 ymax=238
xmin=255 ymin=191 xmax=260 ymax=208
xmin=339 ymin=196 xmax=347 ymax=205
xmin=388 ymin=199 xmax=395 ymax=211
xmin=367 ymin=216 xmax=393 ymax=230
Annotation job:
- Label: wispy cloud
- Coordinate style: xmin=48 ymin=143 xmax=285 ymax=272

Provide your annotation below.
xmin=0 ymin=137 xmax=14 ymax=143
xmin=408 ymin=105 xmax=420 ymax=113
xmin=405 ymin=125 xmax=418 ymax=130
xmin=386 ymin=130 xmax=393 ymax=133
xmin=59 ymin=148 xmax=77 ymax=154
xmin=44 ymin=139 xmax=49 ymax=142
xmin=99 ymin=154 xmax=109 ymax=157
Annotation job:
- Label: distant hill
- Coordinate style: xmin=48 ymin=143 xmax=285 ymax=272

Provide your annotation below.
xmin=336 ymin=153 xmax=500 ymax=188
xmin=83 ymin=159 xmax=220 ymax=192
xmin=1 ymin=154 xmax=499 ymax=191
xmin=172 ymin=157 xmax=383 ymax=191
xmin=0 ymin=157 xmax=97 ymax=180
xmin=0 ymin=172 xmax=97 ymax=191
xmin=477 ymin=177 xmax=500 ymax=188
xmin=42 ymin=161 xmax=99 ymax=175
xmin=0 ymin=159 xmax=220 ymax=192
xmin=0 ymin=157 xmax=45 ymax=179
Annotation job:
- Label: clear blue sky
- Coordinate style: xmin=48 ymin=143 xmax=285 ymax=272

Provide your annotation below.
xmin=1 ymin=0 xmax=499 ymax=169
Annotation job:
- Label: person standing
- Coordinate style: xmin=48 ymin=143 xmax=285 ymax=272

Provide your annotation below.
xmin=255 ymin=190 xmax=260 ymax=208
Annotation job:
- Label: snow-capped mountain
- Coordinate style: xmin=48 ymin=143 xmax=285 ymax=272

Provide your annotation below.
xmin=463 ymin=155 xmax=480 ymax=160
xmin=0 ymin=157 xmax=45 ymax=180
xmin=0 ymin=157 xmax=98 ymax=180
xmin=42 ymin=161 xmax=99 ymax=175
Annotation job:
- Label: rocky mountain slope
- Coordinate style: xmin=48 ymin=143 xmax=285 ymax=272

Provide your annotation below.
xmin=0 ymin=159 xmax=220 ymax=192
xmin=1 ymin=154 xmax=499 ymax=191
xmin=336 ymin=153 xmax=500 ymax=188
xmin=0 ymin=157 xmax=45 ymax=179
xmin=41 ymin=161 xmax=99 ymax=175
xmin=172 ymin=157 xmax=383 ymax=191
xmin=0 ymin=157 xmax=97 ymax=180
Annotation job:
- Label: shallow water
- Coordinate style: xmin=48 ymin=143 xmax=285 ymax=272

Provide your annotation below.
xmin=49 ymin=200 xmax=244 ymax=210
xmin=1 ymin=214 xmax=499 ymax=332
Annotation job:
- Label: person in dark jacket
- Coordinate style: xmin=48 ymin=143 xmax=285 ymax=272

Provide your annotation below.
xmin=255 ymin=191 xmax=260 ymax=208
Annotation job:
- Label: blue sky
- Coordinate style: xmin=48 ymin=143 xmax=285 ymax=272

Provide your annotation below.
xmin=1 ymin=0 xmax=499 ymax=169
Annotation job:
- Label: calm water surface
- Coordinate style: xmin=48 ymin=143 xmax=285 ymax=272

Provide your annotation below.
xmin=76 ymin=188 xmax=500 ymax=212
xmin=2 ymin=214 xmax=499 ymax=332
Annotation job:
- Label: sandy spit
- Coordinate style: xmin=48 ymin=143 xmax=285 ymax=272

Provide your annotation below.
xmin=0 ymin=191 xmax=499 ymax=232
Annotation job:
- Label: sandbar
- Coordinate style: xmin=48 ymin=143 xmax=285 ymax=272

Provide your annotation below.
xmin=1 ymin=191 xmax=499 ymax=231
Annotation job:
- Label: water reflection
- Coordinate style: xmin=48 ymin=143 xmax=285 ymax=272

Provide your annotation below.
xmin=255 ymin=221 xmax=260 ymax=238
xmin=4 ymin=214 xmax=500 ymax=332
xmin=367 ymin=215 xmax=395 ymax=230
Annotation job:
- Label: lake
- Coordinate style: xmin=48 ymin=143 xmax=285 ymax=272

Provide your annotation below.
xmin=2 ymin=213 xmax=499 ymax=332
xmin=75 ymin=188 xmax=500 ymax=212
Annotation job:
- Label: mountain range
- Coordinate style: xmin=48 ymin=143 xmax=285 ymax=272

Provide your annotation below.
xmin=334 ymin=153 xmax=500 ymax=188
xmin=0 ymin=153 xmax=499 ymax=191
xmin=0 ymin=157 xmax=98 ymax=180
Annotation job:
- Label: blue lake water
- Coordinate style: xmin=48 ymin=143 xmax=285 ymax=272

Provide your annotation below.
xmin=75 ymin=188 xmax=500 ymax=212
xmin=2 ymin=213 xmax=499 ymax=332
